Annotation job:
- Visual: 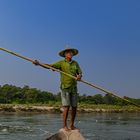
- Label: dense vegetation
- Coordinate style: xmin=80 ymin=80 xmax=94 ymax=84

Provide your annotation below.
xmin=0 ymin=84 xmax=140 ymax=106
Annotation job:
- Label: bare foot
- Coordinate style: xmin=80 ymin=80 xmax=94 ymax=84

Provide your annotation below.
xmin=63 ymin=126 xmax=70 ymax=131
xmin=69 ymin=126 xmax=80 ymax=131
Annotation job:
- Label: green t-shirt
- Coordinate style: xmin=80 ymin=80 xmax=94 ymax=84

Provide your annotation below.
xmin=52 ymin=59 xmax=82 ymax=89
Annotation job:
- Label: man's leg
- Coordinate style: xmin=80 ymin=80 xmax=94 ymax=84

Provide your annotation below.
xmin=70 ymin=106 xmax=77 ymax=130
xmin=63 ymin=106 xmax=70 ymax=130
xmin=61 ymin=89 xmax=70 ymax=130
xmin=69 ymin=88 xmax=78 ymax=130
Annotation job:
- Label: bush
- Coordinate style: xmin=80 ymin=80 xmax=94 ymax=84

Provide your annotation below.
xmin=0 ymin=84 xmax=139 ymax=106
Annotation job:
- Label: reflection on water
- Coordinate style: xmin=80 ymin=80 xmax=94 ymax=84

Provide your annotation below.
xmin=0 ymin=112 xmax=140 ymax=140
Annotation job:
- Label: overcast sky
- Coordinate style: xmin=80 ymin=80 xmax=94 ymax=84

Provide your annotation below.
xmin=0 ymin=0 xmax=140 ymax=98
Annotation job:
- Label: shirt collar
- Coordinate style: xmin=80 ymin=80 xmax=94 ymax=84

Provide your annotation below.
xmin=64 ymin=59 xmax=73 ymax=64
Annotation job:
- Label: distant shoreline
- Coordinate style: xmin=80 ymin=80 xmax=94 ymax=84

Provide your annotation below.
xmin=0 ymin=104 xmax=140 ymax=113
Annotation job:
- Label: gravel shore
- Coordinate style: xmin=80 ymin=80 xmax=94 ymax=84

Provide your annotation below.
xmin=0 ymin=104 xmax=139 ymax=113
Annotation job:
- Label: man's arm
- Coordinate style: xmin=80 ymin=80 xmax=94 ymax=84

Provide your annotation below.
xmin=76 ymin=62 xmax=82 ymax=81
xmin=32 ymin=60 xmax=51 ymax=69
xmin=33 ymin=60 xmax=61 ymax=70
xmin=51 ymin=61 xmax=62 ymax=69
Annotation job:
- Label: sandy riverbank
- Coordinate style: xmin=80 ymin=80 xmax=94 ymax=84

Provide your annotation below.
xmin=0 ymin=104 xmax=140 ymax=113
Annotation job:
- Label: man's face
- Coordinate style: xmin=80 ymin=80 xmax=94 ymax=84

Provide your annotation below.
xmin=65 ymin=51 xmax=73 ymax=59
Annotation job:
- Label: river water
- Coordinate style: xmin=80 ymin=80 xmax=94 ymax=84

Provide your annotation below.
xmin=0 ymin=112 xmax=139 ymax=140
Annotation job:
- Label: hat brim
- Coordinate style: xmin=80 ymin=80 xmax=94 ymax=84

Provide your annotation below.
xmin=59 ymin=48 xmax=78 ymax=57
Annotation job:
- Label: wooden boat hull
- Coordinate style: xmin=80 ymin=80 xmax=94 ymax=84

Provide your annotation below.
xmin=46 ymin=129 xmax=86 ymax=140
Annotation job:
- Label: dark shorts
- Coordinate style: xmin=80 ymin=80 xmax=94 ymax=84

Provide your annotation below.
xmin=61 ymin=86 xmax=78 ymax=107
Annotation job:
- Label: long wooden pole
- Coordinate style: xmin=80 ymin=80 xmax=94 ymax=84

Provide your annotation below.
xmin=0 ymin=47 xmax=140 ymax=108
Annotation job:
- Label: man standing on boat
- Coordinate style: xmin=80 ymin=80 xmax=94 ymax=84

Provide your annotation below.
xmin=33 ymin=48 xmax=82 ymax=131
